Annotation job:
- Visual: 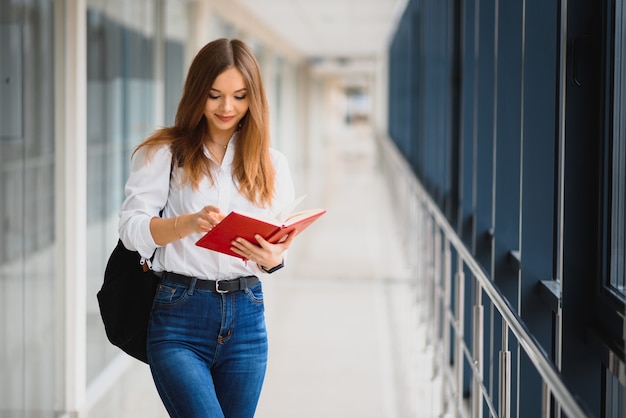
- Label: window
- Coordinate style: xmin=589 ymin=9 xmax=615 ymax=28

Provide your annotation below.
xmin=606 ymin=0 xmax=625 ymax=298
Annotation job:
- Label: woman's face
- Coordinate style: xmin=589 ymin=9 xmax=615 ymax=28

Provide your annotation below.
xmin=204 ymin=67 xmax=250 ymax=137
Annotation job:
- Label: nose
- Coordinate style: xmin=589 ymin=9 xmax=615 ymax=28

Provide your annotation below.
xmin=220 ymin=97 xmax=233 ymax=112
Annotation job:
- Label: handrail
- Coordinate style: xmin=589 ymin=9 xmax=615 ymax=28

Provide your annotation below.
xmin=376 ymin=133 xmax=591 ymax=418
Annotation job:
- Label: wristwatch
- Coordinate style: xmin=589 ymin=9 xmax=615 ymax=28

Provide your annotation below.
xmin=261 ymin=259 xmax=284 ymax=274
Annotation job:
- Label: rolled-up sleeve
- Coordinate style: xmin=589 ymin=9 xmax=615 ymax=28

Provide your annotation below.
xmin=118 ymin=145 xmax=172 ymax=259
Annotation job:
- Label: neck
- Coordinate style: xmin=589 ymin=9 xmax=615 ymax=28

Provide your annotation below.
xmin=209 ymin=138 xmax=229 ymax=149
xmin=207 ymin=125 xmax=237 ymax=146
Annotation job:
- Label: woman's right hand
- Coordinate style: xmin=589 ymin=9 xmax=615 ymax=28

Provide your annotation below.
xmin=187 ymin=205 xmax=225 ymax=234
xmin=151 ymin=205 xmax=224 ymax=245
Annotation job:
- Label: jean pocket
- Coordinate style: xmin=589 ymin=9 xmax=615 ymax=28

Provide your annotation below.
xmin=244 ymin=282 xmax=264 ymax=304
xmin=153 ymin=282 xmax=189 ymax=306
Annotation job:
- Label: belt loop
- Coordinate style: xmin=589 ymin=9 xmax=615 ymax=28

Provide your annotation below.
xmin=187 ymin=277 xmax=197 ymax=295
xmin=239 ymin=276 xmax=248 ymax=291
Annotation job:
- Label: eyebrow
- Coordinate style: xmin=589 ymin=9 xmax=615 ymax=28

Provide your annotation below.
xmin=210 ymin=88 xmax=247 ymax=93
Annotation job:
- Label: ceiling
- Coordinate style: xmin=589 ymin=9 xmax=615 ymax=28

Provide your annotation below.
xmin=236 ymin=0 xmax=408 ymax=88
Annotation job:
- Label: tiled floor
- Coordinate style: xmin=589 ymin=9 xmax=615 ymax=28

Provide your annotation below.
xmin=89 ymin=123 xmax=441 ymax=417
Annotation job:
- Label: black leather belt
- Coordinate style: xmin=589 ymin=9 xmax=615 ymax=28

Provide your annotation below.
xmin=161 ymin=271 xmax=259 ymax=293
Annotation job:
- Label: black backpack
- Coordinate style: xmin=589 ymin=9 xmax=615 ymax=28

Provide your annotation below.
xmin=97 ymin=240 xmax=160 ymax=363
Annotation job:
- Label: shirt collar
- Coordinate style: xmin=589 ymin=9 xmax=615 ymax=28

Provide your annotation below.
xmin=204 ymin=131 xmax=239 ymax=167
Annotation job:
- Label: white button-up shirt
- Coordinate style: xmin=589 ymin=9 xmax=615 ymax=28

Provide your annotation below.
xmin=118 ymin=135 xmax=295 ymax=281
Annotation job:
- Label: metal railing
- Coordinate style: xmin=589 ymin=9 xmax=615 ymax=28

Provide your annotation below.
xmin=375 ymin=133 xmax=590 ymax=418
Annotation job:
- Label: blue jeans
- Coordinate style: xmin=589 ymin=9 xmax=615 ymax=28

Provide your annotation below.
xmin=147 ymin=277 xmax=268 ymax=418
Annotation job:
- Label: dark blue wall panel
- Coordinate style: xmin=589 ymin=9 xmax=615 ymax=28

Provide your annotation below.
xmin=386 ymin=0 xmax=622 ymax=416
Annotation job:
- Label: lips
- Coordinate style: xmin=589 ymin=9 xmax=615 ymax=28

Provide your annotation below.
xmin=216 ymin=115 xmax=235 ymax=122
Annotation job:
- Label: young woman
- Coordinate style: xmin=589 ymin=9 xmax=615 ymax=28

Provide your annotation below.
xmin=118 ymin=38 xmax=295 ymax=418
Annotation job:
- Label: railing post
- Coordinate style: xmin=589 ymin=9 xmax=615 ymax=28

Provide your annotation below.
xmin=418 ymin=205 xmax=427 ymax=329
xmin=542 ymin=382 xmax=552 ymax=418
xmin=472 ymin=282 xmax=484 ymax=418
xmin=417 ymin=199 xmax=427 ymax=322
xmin=455 ymin=257 xmax=465 ymax=415
xmin=441 ymin=239 xmax=452 ymax=415
xmin=424 ymin=213 xmax=435 ymax=345
xmin=433 ymin=227 xmax=442 ymax=378
xmin=499 ymin=323 xmax=511 ymax=418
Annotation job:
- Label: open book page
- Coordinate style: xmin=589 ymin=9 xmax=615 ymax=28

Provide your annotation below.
xmin=284 ymin=208 xmax=326 ymax=226
xmin=230 ymin=211 xmax=281 ymax=226
xmin=266 ymin=208 xmax=326 ymax=244
xmin=232 ymin=195 xmax=308 ymax=226
xmin=276 ymin=195 xmax=307 ymax=223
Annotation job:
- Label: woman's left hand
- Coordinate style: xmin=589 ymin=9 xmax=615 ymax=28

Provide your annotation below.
xmin=230 ymin=233 xmax=295 ymax=271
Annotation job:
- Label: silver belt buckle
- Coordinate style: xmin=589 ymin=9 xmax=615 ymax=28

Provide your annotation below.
xmin=215 ymin=279 xmax=228 ymax=294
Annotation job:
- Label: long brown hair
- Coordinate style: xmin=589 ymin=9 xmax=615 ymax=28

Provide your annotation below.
xmin=135 ymin=38 xmax=275 ymax=207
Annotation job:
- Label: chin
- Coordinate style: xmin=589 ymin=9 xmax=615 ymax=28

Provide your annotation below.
xmin=212 ymin=119 xmax=238 ymax=132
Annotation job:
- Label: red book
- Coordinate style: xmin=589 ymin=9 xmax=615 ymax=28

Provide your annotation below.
xmin=195 ymin=207 xmax=326 ymax=259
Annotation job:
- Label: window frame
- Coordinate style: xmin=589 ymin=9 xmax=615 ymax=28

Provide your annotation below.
xmin=599 ymin=0 xmax=625 ymax=306
xmin=595 ymin=0 xmax=626 ymax=365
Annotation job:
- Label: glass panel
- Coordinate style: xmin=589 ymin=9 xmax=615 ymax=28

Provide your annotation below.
xmin=0 ymin=23 xmax=23 ymax=139
xmin=164 ymin=0 xmax=187 ymax=126
xmin=85 ymin=0 xmax=196 ymax=387
xmin=605 ymin=368 xmax=625 ymax=418
xmin=610 ymin=0 xmax=625 ymax=296
xmin=86 ymin=0 xmax=156 ymax=383
xmin=0 ymin=0 xmax=57 ymax=415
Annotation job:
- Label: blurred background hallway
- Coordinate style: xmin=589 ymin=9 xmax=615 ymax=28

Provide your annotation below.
xmin=2 ymin=0 xmax=625 ymax=417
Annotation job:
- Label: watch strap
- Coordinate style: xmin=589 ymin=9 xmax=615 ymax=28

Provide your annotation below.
xmin=261 ymin=259 xmax=284 ymax=274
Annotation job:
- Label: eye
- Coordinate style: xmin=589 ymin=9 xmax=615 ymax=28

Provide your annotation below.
xmin=208 ymin=94 xmax=220 ymax=100
xmin=234 ymin=95 xmax=247 ymax=100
